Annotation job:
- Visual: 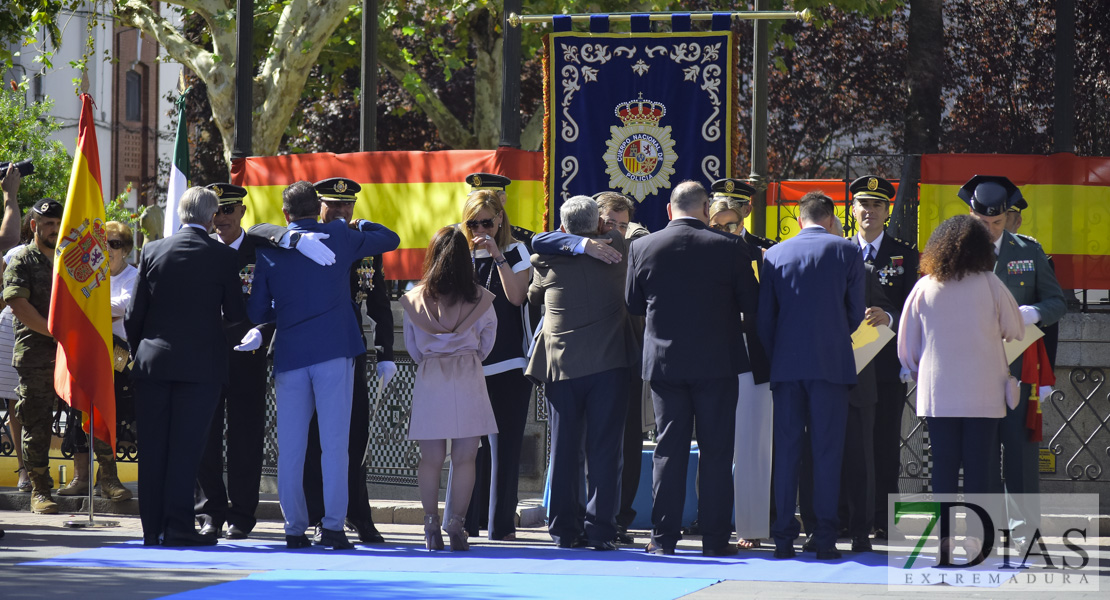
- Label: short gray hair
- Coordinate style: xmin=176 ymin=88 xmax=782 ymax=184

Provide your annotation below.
xmin=178 ymin=187 xmax=218 ymax=226
xmin=561 ymin=195 xmax=599 ymax=236
xmin=669 ymin=180 xmax=708 ymax=213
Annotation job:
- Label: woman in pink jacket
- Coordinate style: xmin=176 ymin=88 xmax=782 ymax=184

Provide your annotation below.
xmin=898 ymin=215 xmax=1024 ymax=496
xmin=401 ymin=227 xmax=498 ymax=552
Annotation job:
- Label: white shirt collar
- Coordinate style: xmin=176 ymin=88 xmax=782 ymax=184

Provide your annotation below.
xmin=220 ymin=229 xmax=245 ymax=250
xmin=858 ymin=230 xmax=884 ymax=251
xmin=993 ymin=233 xmax=1005 ymax=255
xmin=184 ymin=224 xmax=208 ymax=232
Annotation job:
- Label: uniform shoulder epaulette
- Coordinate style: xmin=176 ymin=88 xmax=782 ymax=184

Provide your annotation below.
xmin=889 ymin=235 xmax=915 ymax=249
xmin=751 ymin=233 xmax=776 ymax=249
xmin=1015 ymin=233 xmax=1042 ymax=247
xmin=511 ymin=225 xmax=535 ymax=241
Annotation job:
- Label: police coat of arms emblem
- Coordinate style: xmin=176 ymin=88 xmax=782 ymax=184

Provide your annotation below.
xmin=602 ymin=94 xmax=678 ymax=202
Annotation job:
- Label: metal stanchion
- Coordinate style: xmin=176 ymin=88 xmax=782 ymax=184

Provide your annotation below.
xmin=64 ymin=414 xmax=119 ymax=528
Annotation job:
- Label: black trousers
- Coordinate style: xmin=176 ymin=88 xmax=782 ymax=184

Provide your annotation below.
xmin=304 ymin=353 xmax=373 ymax=526
xmin=840 ymin=402 xmax=876 ymax=538
xmin=465 ymin=369 xmax=532 ymax=539
xmin=615 ymin=371 xmax=645 ymax=530
xmin=872 ymin=380 xmax=906 ymax=528
xmin=194 ymin=346 xmax=268 ymax=532
xmin=135 ymin=379 xmax=222 ymax=539
xmin=546 ymin=368 xmax=628 ymax=545
xmin=648 ymin=376 xmax=738 ymax=551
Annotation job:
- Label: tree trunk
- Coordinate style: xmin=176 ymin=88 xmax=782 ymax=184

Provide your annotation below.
xmin=904 ymin=0 xmax=944 ymax=154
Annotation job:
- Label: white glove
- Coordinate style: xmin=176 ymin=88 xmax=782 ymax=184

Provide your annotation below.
xmin=288 ymin=231 xmax=335 ymax=266
xmin=234 ymin=327 xmax=263 ymax=352
xmin=377 ymin=360 xmax=397 ymax=392
xmin=899 ymin=367 xmax=915 ymax=384
xmin=1019 ymin=305 xmax=1041 ymax=325
xmin=1038 ymin=385 xmax=1054 ymax=402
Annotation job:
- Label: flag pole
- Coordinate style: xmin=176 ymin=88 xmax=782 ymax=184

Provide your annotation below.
xmin=64 ymin=414 xmax=118 ymax=528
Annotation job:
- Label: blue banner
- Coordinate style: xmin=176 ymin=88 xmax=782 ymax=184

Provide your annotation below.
xmin=545 ymin=31 xmax=736 ymax=232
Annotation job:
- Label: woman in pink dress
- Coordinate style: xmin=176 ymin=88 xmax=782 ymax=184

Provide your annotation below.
xmin=401 ymin=227 xmax=498 ymax=551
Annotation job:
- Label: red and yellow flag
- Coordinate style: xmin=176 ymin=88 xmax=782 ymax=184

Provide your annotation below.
xmin=48 ymin=93 xmax=115 ymax=448
xmin=231 ymin=148 xmax=545 ymax=280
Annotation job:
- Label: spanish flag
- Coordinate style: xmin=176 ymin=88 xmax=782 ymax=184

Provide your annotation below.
xmin=232 ymin=148 xmax=545 ymax=280
xmin=48 ymin=94 xmax=116 ymax=448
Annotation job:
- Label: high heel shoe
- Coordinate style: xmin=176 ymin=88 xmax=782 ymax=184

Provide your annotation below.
xmin=424 ymin=514 xmax=444 ymax=551
xmin=443 ymin=515 xmax=469 ymax=551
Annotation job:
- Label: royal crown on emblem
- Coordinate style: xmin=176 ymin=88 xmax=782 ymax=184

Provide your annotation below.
xmin=614 ymin=94 xmax=666 ymax=127
xmin=335 ymin=180 xmax=348 ymax=194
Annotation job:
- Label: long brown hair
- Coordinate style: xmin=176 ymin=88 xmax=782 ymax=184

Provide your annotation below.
xmin=419 ymin=226 xmax=481 ymax=304
xmin=920 ymin=214 xmax=995 ymax=282
xmin=462 ymin=190 xmax=513 ymax=250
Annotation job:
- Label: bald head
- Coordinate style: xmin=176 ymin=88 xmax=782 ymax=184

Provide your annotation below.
xmin=668 ymin=181 xmax=710 ymax=224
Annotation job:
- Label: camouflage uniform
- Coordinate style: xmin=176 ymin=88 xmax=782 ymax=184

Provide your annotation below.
xmin=2 ymin=244 xmax=59 ymax=482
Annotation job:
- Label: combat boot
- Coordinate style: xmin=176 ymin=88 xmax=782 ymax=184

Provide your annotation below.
xmin=29 ymin=471 xmax=58 ymax=514
xmin=96 ymin=460 xmax=133 ymax=501
xmin=57 ymin=452 xmax=92 ymax=496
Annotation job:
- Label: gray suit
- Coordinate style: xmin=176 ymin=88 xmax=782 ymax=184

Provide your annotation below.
xmin=526 ymin=229 xmax=638 ymax=546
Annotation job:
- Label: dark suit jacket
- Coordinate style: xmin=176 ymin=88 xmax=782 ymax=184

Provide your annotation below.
xmin=866 ymin=232 xmax=918 ymax=382
xmin=125 ymin=226 xmax=246 ymax=384
xmin=525 ymin=229 xmax=638 ymax=383
xmin=625 ymin=218 xmax=759 ymax=381
xmin=741 ymin=229 xmax=776 ymax=385
xmin=757 ymin=226 xmax=865 ymax=386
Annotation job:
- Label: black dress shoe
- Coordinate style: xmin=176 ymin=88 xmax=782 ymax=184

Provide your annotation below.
xmin=286 ymin=534 xmax=311 ymax=549
xmin=225 ymin=524 xmax=248 ymax=540
xmin=851 ymin=536 xmax=873 ymax=553
xmin=816 ymin=548 xmax=843 ymax=560
xmin=317 ymin=527 xmax=355 ymax=550
xmin=614 ymin=526 xmax=634 ymax=545
xmin=346 ymin=518 xmax=385 ymax=544
xmin=589 ymin=540 xmax=618 ymax=551
xmin=702 ymin=545 xmax=740 ymax=557
xmin=872 ymin=527 xmax=888 ymax=540
xmin=162 ymin=530 xmax=219 ymax=547
xmin=143 ymin=534 xmax=161 ymax=546
xmin=198 ymin=523 xmax=221 ymax=538
xmin=555 ymin=534 xmax=587 ymax=548
xmin=773 ymin=546 xmax=796 ymax=559
xmin=802 ymin=534 xmax=817 ymax=552
xmin=645 ymin=541 xmax=675 ymax=555
xmin=312 ymin=524 xmax=324 ymax=545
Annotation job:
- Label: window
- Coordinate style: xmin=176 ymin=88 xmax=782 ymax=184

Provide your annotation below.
xmin=126 ymin=71 xmax=142 ymax=122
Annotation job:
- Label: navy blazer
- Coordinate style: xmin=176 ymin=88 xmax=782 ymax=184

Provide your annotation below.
xmin=757 ymin=226 xmax=865 ymax=386
xmin=125 ymin=226 xmax=247 ymax=384
xmin=248 ymin=218 xmax=400 ymax=373
xmin=625 ymin=218 xmax=759 ymax=381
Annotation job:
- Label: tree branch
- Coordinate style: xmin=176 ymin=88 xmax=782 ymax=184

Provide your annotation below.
xmin=377 ymin=33 xmax=477 ymax=148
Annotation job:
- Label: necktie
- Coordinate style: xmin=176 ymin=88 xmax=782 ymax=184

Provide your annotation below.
xmin=864 ymin=244 xmax=875 ymax=263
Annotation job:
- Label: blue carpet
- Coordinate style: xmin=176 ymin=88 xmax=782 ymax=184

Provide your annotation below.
xmin=27 ymin=540 xmax=901 ymax=584
xmin=162 ymin=571 xmax=717 ymax=600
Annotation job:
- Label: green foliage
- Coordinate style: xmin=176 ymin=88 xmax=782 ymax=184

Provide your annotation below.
xmin=0 ymin=1 xmax=85 ymax=71
xmin=0 ymin=84 xmax=72 ymax=211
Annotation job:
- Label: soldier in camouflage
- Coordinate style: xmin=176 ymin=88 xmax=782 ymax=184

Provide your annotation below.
xmin=3 ymin=199 xmax=65 ymax=513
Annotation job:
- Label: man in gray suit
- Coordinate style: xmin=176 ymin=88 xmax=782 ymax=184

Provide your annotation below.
xmin=526 ymin=196 xmax=639 ymax=551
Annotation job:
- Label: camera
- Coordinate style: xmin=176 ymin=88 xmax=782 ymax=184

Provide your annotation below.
xmin=0 ymin=159 xmax=35 ymax=177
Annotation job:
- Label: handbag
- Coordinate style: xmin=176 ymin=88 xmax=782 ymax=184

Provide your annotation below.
xmin=112 ymin=336 xmax=131 ymax=373
xmin=1005 ymin=375 xmax=1021 ymax=410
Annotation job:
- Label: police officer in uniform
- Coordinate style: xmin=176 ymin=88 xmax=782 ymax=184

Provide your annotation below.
xmin=302 ymin=177 xmax=395 ymax=544
xmin=1005 ymin=196 xmax=1059 ymax=367
xmin=195 ymin=183 xmax=274 ymax=539
xmin=3 ymin=199 xmax=71 ymax=514
xmin=465 ymin=173 xmax=535 ymax=252
xmin=960 ymin=175 xmax=1066 ymax=550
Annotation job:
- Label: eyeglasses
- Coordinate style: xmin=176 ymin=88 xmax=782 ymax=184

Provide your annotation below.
xmin=711 ymin=222 xmax=741 ymax=233
xmin=107 ymin=239 xmax=127 ymax=250
xmin=603 ymin=219 xmax=629 ymax=233
xmin=466 ymin=218 xmax=496 ymax=230
xmin=216 ymin=204 xmax=240 ymax=215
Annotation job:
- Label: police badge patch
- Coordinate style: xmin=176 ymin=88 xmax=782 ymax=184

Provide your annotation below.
xmin=602 ymin=95 xmax=678 ymax=202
